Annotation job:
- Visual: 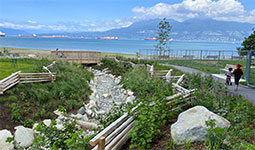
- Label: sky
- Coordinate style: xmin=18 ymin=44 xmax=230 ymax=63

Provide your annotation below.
xmin=0 ymin=0 xmax=255 ymax=32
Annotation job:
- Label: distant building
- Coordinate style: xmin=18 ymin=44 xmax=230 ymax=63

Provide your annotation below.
xmin=98 ymin=37 xmax=118 ymax=40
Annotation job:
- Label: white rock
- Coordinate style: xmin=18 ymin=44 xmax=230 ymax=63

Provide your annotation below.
xmin=125 ymin=96 xmax=136 ymax=104
xmin=85 ymin=108 xmax=93 ymax=116
xmin=56 ymin=124 xmax=64 ymax=130
xmin=127 ymin=90 xmax=134 ymax=96
xmin=83 ymin=114 xmax=89 ymax=121
xmin=76 ymin=114 xmax=83 ymax=120
xmin=14 ymin=126 xmax=34 ymax=148
xmin=0 ymin=129 xmax=14 ymax=150
xmin=53 ymin=109 xmax=64 ymax=116
xmin=77 ymin=120 xmax=98 ymax=130
xmin=43 ymin=119 xmax=51 ymax=127
xmin=171 ymin=106 xmax=231 ymax=145
xmin=88 ymin=100 xmax=97 ymax=109
xmin=78 ymin=107 xmax=86 ymax=115
xmin=103 ymin=93 xmax=109 ymax=98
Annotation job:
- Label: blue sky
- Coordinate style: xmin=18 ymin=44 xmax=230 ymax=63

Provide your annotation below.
xmin=0 ymin=0 xmax=255 ymax=32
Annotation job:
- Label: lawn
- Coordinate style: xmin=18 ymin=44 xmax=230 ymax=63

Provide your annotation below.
xmin=0 ymin=58 xmax=37 ymax=80
xmin=158 ymin=59 xmax=255 ymax=86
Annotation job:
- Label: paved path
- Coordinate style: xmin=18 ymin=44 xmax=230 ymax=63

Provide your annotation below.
xmin=164 ymin=64 xmax=255 ymax=104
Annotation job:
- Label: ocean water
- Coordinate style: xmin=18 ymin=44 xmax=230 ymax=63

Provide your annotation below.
xmin=0 ymin=37 xmax=241 ymax=54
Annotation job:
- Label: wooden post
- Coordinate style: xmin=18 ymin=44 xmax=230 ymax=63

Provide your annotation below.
xmin=98 ymin=136 xmax=105 ymax=150
xmin=0 ymin=83 xmax=3 ymax=95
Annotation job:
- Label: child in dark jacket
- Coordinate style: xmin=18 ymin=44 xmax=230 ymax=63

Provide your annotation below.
xmin=225 ymin=68 xmax=233 ymax=85
xmin=233 ymin=64 xmax=243 ymax=91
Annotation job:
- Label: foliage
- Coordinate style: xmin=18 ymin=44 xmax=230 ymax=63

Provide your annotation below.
xmin=166 ymin=137 xmax=175 ymax=150
xmin=31 ymin=106 xmax=93 ymax=150
xmin=92 ymin=58 xmax=132 ymax=76
xmin=237 ymin=29 xmax=255 ymax=56
xmin=0 ymin=58 xmax=93 ymax=128
xmin=155 ymin=18 xmax=172 ymax=56
xmin=205 ymin=119 xmax=229 ymax=150
xmin=97 ymin=102 xmax=128 ymax=128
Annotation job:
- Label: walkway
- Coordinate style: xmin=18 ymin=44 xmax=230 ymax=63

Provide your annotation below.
xmin=164 ymin=64 xmax=255 ymax=104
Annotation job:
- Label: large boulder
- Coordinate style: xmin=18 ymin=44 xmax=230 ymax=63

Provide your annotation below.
xmin=171 ymin=106 xmax=230 ymax=145
xmin=0 ymin=129 xmax=14 ymax=150
xmin=14 ymin=126 xmax=34 ymax=148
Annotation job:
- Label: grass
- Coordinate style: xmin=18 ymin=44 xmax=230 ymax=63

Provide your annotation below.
xmin=158 ymin=59 xmax=255 ymax=86
xmin=0 ymin=58 xmax=93 ymax=130
xmin=0 ymin=58 xmax=39 ymax=80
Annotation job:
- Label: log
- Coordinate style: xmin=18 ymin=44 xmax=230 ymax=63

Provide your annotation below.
xmin=105 ymin=117 xmax=134 ymax=146
xmin=176 ymin=74 xmax=185 ymax=85
xmin=2 ymin=77 xmax=19 ymax=88
xmin=20 ymin=77 xmax=51 ymax=81
xmin=111 ymin=125 xmax=133 ymax=150
xmin=76 ymin=120 xmax=98 ymax=130
xmin=105 ymin=122 xmax=134 ymax=150
xmin=0 ymin=71 xmax=21 ymax=83
xmin=98 ymin=136 xmax=105 ymax=150
xmin=20 ymin=80 xmax=51 ymax=84
xmin=3 ymin=81 xmax=19 ymax=92
xmin=19 ymin=73 xmax=56 ymax=75
xmin=172 ymin=83 xmax=189 ymax=92
xmin=90 ymin=113 xmax=129 ymax=146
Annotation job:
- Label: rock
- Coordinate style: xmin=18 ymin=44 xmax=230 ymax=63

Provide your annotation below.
xmin=0 ymin=129 xmax=14 ymax=150
xmin=77 ymin=120 xmax=98 ymax=130
xmin=125 ymin=96 xmax=136 ymax=104
xmin=127 ymin=90 xmax=134 ymax=96
xmin=83 ymin=114 xmax=89 ymax=121
xmin=32 ymin=123 xmax=38 ymax=130
xmin=103 ymin=93 xmax=109 ymax=98
xmin=85 ymin=108 xmax=93 ymax=116
xmin=14 ymin=126 xmax=34 ymax=148
xmin=78 ymin=107 xmax=86 ymax=115
xmin=76 ymin=114 xmax=83 ymax=120
xmin=43 ymin=119 xmax=51 ymax=127
xmin=56 ymin=124 xmax=64 ymax=130
xmin=88 ymin=100 xmax=97 ymax=109
xmin=53 ymin=109 xmax=64 ymax=116
xmin=171 ymin=106 xmax=231 ymax=145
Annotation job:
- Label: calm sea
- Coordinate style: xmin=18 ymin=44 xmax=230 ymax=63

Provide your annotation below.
xmin=0 ymin=37 xmax=241 ymax=54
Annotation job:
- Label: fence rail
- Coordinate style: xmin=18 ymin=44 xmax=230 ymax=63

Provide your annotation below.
xmin=0 ymin=71 xmax=56 ymax=95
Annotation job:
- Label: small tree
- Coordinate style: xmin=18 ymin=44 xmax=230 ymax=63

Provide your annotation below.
xmin=237 ymin=29 xmax=255 ymax=56
xmin=155 ymin=18 xmax=172 ymax=56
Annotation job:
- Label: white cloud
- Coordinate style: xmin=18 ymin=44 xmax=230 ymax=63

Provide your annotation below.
xmin=27 ymin=20 xmax=37 ymax=24
xmin=132 ymin=0 xmax=255 ymax=24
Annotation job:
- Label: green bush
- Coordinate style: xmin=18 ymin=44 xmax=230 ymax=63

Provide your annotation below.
xmin=9 ymin=103 xmax=22 ymax=122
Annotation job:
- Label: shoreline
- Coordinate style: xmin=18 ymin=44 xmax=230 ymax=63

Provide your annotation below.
xmin=0 ymin=47 xmax=137 ymax=58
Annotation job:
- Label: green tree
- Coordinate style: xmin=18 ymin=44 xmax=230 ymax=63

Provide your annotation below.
xmin=237 ymin=29 xmax=255 ymax=56
xmin=155 ymin=18 xmax=172 ymax=56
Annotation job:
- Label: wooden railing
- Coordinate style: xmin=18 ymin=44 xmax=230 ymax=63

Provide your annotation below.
xmin=0 ymin=71 xmax=56 ymax=95
xmin=89 ymin=74 xmax=196 ymax=150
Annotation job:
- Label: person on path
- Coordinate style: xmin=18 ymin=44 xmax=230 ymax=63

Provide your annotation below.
xmin=225 ymin=68 xmax=233 ymax=85
xmin=56 ymin=48 xmax=59 ymax=58
xmin=233 ymin=64 xmax=243 ymax=91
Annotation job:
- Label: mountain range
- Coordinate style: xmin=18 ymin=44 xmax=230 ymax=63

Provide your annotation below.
xmin=1 ymin=19 xmax=255 ymax=42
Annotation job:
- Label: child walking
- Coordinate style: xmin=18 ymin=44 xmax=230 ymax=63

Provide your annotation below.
xmin=225 ymin=68 xmax=233 ymax=85
xmin=233 ymin=64 xmax=243 ymax=91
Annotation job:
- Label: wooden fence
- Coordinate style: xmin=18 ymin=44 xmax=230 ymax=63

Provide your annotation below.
xmin=89 ymin=73 xmax=196 ymax=150
xmin=0 ymin=71 xmax=56 ymax=95
xmin=51 ymin=50 xmax=101 ymax=64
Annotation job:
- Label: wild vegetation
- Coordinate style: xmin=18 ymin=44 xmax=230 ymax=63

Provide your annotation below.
xmin=95 ymin=58 xmax=255 ymax=150
xmin=0 ymin=58 xmax=93 ymax=130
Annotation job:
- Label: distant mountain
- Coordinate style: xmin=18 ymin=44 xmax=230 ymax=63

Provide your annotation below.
xmin=0 ymin=27 xmax=30 ymax=36
xmin=57 ymin=19 xmax=254 ymax=42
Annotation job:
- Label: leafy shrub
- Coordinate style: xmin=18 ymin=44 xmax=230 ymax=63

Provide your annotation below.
xmin=22 ymin=118 xmax=34 ymax=128
xmin=31 ymin=106 xmax=93 ymax=150
xmin=9 ymin=103 xmax=22 ymax=122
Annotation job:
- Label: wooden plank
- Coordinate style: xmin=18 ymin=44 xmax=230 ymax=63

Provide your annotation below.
xmin=0 ymin=71 xmax=21 ymax=83
xmin=3 ymin=81 xmax=19 ymax=92
xmin=20 ymin=80 xmax=51 ymax=84
xmin=105 ymin=117 xmax=134 ymax=146
xmin=19 ymin=73 xmax=56 ymax=75
xmin=98 ymin=136 xmax=105 ymax=150
xmin=172 ymin=83 xmax=189 ymax=92
xmin=2 ymin=77 xmax=19 ymax=88
xmin=105 ymin=122 xmax=134 ymax=150
xmin=89 ymin=113 xmax=129 ymax=146
xmin=111 ymin=125 xmax=133 ymax=150
xmin=1 ymin=75 xmax=19 ymax=84
xmin=20 ymin=77 xmax=51 ymax=81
